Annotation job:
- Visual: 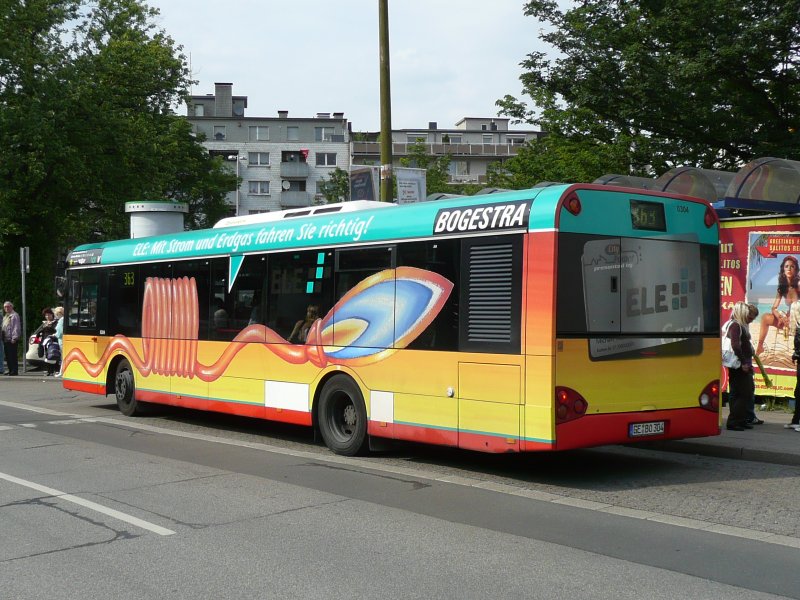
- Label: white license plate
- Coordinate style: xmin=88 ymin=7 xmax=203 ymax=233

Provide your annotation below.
xmin=629 ymin=421 xmax=665 ymax=437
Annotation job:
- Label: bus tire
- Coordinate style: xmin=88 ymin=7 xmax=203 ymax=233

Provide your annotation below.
xmin=115 ymin=359 xmax=144 ymax=417
xmin=317 ymin=376 xmax=368 ymax=456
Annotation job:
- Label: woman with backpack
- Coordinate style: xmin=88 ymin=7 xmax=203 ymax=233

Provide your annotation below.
xmin=724 ymin=301 xmax=758 ymax=431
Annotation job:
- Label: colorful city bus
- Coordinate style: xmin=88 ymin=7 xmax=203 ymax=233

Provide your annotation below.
xmin=62 ymin=184 xmax=721 ymax=455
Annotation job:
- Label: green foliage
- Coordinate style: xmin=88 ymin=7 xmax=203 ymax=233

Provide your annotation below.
xmin=318 ymin=167 xmax=351 ymax=203
xmin=0 ymin=0 xmax=232 ymax=327
xmin=486 ymin=133 xmax=643 ymax=189
xmin=399 ymin=141 xmax=451 ymax=195
xmin=503 ymin=0 xmax=800 ymax=173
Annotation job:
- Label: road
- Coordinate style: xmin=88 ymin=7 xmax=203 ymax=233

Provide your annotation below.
xmin=1 ymin=377 xmax=798 ymax=599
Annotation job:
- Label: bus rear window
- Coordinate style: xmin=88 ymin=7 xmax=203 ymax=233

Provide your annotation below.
xmin=557 ymin=233 xmax=719 ymax=337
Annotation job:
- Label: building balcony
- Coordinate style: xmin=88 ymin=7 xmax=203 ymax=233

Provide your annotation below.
xmin=351 ymin=141 xmax=527 ymax=158
xmin=280 ymin=161 xmax=311 ymax=178
xmin=280 ymin=191 xmax=312 ymax=207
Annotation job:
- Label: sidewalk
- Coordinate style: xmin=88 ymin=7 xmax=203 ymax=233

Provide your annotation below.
xmin=6 ymin=368 xmax=800 ymax=466
xmin=646 ymin=405 xmax=800 ymax=467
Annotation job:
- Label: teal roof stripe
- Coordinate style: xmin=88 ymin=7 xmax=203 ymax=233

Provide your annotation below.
xmin=68 ymin=185 xmax=716 ymax=267
xmin=73 ymin=190 xmax=548 ymax=265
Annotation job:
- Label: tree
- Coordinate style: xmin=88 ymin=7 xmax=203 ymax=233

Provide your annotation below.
xmin=318 ymin=167 xmax=350 ymax=203
xmin=486 ymin=132 xmax=637 ymax=188
xmin=0 ymin=0 xmax=233 ymax=331
xmin=399 ymin=141 xmax=451 ymax=195
xmin=502 ymin=0 xmax=800 ymax=171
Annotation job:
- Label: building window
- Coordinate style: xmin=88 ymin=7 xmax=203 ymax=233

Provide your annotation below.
xmin=249 ymin=126 xmax=269 ymax=141
xmin=316 ymin=153 xmax=337 ymax=166
xmin=314 ymin=127 xmax=334 ymax=142
xmin=447 ymin=134 xmax=462 ymax=144
xmin=407 ymin=133 xmax=427 ymax=143
xmin=194 ymin=104 xmax=205 ymax=117
xmin=449 ymin=161 xmax=469 ymax=176
xmin=248 ymin=152 xmax=270 ymax=166
xmin=213 ymin=126 xmax=226 ymax=141
xmin=507 ymin=136 xmax=525 ymax=145
xmin=482 ymin=134 xmax=494 ymax=144
xmin=287 ymin=126 xmax=299 ymax=141
xmin=248 ymin=181 xmax=270 ymax=195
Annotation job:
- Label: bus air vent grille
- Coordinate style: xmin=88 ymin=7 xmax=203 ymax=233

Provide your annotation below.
xmin=466 ymin=243 xmax=513 ymax=343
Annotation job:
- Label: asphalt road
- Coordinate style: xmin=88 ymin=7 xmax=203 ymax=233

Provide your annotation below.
xmin=1 ymin=378 xmax=798 ymax=599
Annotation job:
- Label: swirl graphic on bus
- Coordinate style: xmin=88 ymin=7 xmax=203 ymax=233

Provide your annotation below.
xmin=63 ymin=267 xmax=453 ymax=381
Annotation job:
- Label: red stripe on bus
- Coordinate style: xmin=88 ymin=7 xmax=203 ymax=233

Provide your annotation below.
xmin=555 ymin=407 xmax=720 ymax=451
xmin=458 ymin=430 xmax=520 ymax=453
xmin=370 ymin=422 xmax=556 ymax=453
xmin=136 ymin=390 xmax=312 ymax=425
xmin=63 ymin=380 xmax=106 ymax=395
xmin=380 ymin=422 xmax=458 ymax=447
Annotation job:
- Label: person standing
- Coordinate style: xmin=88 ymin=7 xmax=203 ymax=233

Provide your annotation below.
xmin=0 ymin=321 xmax=4 ymax=375
xmin=54 ymin=306 xmax=64 ymax=377
xmin=788 ymin=304 xmax=800 ymax=431
xmin=725 ymin=301 xmax=757 ymax=431
xmin=744 ymin=303 xmax=765 ymax=425
xmin=2 ymin=301 xmax=22 ymax=376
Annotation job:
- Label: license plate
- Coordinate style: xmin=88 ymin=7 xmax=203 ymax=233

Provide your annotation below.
xmin=629 ymin=421 xmax=665 ymax=437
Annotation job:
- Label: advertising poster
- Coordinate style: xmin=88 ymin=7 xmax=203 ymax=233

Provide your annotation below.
xmin=720 ymin=218 xmax=800 ymax=396
xmin=349 ymin=166 xmax=379 ymax=201
xmin=582 ymin=237 xmax=704 ymax=359
xmin=395 ymin=167 xmax=427 ymax=204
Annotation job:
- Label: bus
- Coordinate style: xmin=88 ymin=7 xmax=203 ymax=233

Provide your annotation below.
xmin=62 ymin=184 xmax=721 ymax=456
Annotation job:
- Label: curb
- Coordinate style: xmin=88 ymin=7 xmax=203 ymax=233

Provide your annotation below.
xmin=643 ymin=439 xmax=800 ymax=467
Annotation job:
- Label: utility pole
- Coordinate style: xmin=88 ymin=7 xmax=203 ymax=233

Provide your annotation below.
xmin=19 ymin=246 xmax=29 ymax=373
xmin=379 ymin=0 xmax=393 ymax=202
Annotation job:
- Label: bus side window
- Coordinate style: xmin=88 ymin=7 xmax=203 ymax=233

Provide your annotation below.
xmin=108 ymin=266 xmax=140 ymax=337
xmin=140 ymin=263 xmax=173 ymax=339
xmin=334 ymin=246 xmax=395 ymax=348
xmin=267 ymin=250 xmax=334 ymax=343
xmin=230 ymin=255 xmax=267 ymax=335
xmin=397 ymin=240 xmax=460 ymax=351
xmin=177 ymin=259 xmax=210 ymax=341
xmin=65 ymin=270 xmax=101 ymax=333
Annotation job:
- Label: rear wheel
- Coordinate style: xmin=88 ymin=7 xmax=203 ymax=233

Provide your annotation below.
xmin=317 ymin=376 xmax=368 ymax=456
xmin=115 ymin=359 xmax=145 ymax=416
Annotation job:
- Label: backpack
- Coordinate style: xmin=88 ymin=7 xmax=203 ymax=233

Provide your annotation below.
xmin=721 ymin=320 xmax=741 ymax=369
xmin=44 ymin=336 xmax=61 ymax=363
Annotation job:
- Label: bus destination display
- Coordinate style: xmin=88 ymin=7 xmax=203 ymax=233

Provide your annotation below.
xmin=630 ymin=200 xmax=666 ymax=231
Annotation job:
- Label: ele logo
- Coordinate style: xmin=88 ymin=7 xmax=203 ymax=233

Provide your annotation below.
xmin=626 ymin=267 xmax=695 ymax=317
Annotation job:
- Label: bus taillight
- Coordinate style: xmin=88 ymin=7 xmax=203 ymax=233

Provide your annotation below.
xmin=699 ymin=380 xmax=720 ymax=412
xmin=704 ymin=206 xmax=716 ymax=228
xmin=555 ymin=386 xmax=588 ymax=424
xmin=565 ymin=194 xmax=582 ymax=216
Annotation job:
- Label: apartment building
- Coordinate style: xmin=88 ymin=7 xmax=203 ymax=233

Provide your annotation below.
xmin=351 ymin=117 xmax=543 ymax=185
xmin=186 ymin=83 xmax=350 ymax=214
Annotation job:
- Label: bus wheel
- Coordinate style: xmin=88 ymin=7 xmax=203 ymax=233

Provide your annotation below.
xmin=115 ymin=359 xmax=143 ymax=417
xmin=318 ymin=376 xmax=368 ymax=456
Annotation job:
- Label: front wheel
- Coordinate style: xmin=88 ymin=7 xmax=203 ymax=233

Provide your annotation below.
xmin=317 ymin=376 xmax=368 ymax=456
xmin=115 ymin=359 xmax=146 ymax=416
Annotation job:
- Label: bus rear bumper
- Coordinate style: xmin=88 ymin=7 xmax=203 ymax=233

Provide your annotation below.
xmin=555 ymin=407 xmax=720 ymax=451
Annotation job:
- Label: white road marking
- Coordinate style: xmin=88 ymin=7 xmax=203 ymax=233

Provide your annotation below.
xmin=0 ymin=471 xmax=175 ymax=536
xmin=1 ymin=399 xmax=798 ymax=548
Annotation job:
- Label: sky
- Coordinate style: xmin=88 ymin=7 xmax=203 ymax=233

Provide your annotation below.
xmin=147 ymin=1 xmax=550 ymax=132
